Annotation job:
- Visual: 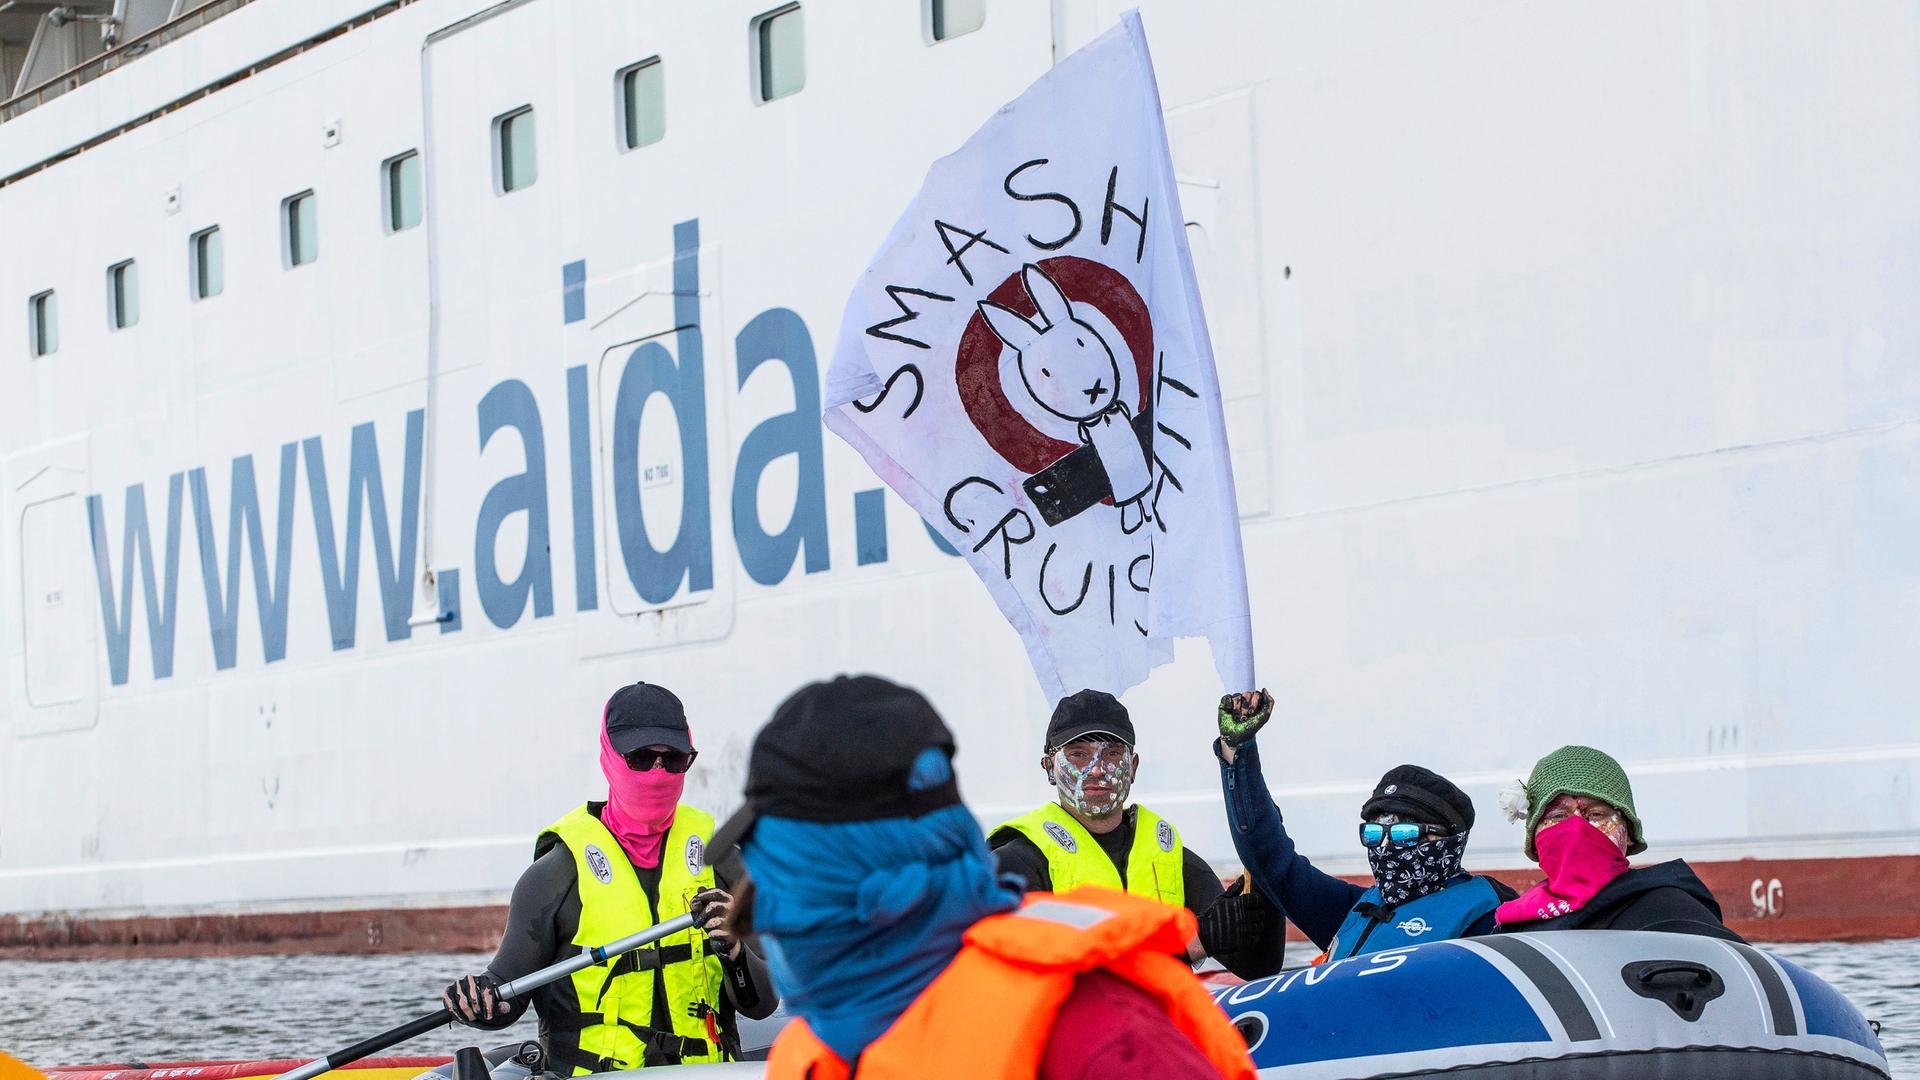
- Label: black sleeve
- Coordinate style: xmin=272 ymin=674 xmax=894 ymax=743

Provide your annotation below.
xmin=990 ymin=832 xmax=1053 ymax=893
xmin=1180 ymin=849 xmax=1226 ymax=917
xmin=712 ymin=862 xmax=780 ymax=1021
xmin=1612 ymin=887 xmax=1747 ymax=942
xmin=1479 ymin=874 xmax=1521 ymax=902
xmin=1463 ymin=874 xmax=1519 ymax=937
xmin=474 ymin=848 xmax=576 ymax=1029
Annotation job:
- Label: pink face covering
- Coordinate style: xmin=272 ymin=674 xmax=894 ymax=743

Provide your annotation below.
xmin=598 ymin=725 xmax=687 ymax=869
xmin=1495 ymin=816 xmax=1631 ymax=925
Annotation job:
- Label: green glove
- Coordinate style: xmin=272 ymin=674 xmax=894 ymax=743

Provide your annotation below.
xmin=1217 ymin=690 xmax=1273 ymax=747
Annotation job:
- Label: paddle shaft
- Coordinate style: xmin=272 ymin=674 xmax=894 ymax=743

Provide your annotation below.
xmin=273 ymin=912 xmax=697 ymax=1080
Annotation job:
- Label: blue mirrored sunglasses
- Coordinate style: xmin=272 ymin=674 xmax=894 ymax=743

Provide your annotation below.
xmin=1359 ymin=822 xmax=1446 ymax=848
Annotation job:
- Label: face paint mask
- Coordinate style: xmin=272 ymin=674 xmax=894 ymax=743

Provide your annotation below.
xmin=1365 ymin=830 xmax=1470 ymax=908
xmin=1052 ymin=740 xmax=1134 ymax=817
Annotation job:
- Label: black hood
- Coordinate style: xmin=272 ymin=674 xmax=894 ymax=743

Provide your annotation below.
xmin=1592 ymin=860 xmax=1723 ymax=919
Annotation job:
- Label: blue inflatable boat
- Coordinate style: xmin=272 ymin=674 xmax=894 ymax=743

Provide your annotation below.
xmin=435 ymin=930 xmax=1890 ymax=1077
xmin=1209 ymin=930 xmax=1890 ymax=1078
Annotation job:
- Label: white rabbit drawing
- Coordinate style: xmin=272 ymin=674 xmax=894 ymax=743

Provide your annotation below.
xmin=979 ymin=263 xmax=1153 ymax=533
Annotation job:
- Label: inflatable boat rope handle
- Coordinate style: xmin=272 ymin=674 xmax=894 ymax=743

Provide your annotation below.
xmin=271 ymin=912 xmax=697 ymax=1080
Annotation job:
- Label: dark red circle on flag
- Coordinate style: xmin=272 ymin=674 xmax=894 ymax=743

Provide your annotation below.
xmin=955 ymin=256 xmax=1154 ymax=476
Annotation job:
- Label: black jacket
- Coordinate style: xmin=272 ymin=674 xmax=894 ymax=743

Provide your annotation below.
xmin=1495 ymin=860 xmax=1744 ymax=942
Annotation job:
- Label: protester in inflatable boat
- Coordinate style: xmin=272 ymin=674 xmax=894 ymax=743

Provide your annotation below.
xmin=989 ymin=689 xmax=1286 ymax=979
xmin=710 ymin=674 xmax=1257 ymax=1080
xmin=1215 ymin=690 xmax=1516 ymax=960
xmin=1494 ymin=744 xmax=1742 ymax=940
xmin=440 ymin=682 xmax=777 ymax=1071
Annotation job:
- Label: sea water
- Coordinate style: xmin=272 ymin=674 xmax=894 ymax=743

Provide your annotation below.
xmin=1 ymin=939 xmax=1914 ymax=1071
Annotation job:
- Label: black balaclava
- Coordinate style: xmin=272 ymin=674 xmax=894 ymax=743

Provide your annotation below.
xmin=1366 ymin=830 xmax=1470 ymax=907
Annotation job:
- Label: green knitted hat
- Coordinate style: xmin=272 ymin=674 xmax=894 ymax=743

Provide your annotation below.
xmin=1518 ymin=745 xmax=1645 ymax=860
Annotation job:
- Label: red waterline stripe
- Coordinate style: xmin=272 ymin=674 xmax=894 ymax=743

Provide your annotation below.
xmin=4 ymin=852 xmax=1916 ymax=961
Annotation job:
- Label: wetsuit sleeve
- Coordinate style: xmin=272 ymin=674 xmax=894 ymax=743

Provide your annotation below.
xmin=1180 ymin=848 xmax=1226 ymax=916
xmin=991 ymin=832 xmax=1054 ymax=893
xmin=712 ymin=862 xmax=780 ymax=1020
xmin=1216 ymin=735 xmax=1366 ymax=950
xmin=478 ymin=847 xmax=577 ymax=1029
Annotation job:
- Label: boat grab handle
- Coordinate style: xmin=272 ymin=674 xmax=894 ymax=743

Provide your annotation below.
xmin=1621 ymin=959 xmax=1726 ymax=1023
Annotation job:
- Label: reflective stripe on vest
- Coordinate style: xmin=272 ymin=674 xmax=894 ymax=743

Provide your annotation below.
xmin=764 ymin=887 xmax=1255 ymax=1080
xmin=992 ymin=803 xmax=1185 ymax=907
xmin=537 ymin=803 xmax=727 ymax=1071
xmin=1327 ymin=876 xmax=1501 ymax=959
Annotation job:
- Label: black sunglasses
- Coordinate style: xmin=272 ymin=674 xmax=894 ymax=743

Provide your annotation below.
xmin=624 ymin=747 xmax=697 ymax=774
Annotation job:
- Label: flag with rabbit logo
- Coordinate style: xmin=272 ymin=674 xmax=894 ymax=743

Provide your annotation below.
xmin=822 ymin=12 xmax=1254 ymax=700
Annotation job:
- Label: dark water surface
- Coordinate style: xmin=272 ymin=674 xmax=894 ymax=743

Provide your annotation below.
xmin=2 ymin=939 xmax=1914 ymax=1072
xmin=0 ymin=951 xmax=542 ymax=1068
xmin=1765 ymin=939 xmax=1918 ymax=1073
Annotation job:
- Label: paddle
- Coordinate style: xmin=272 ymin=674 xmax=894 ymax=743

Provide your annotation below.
xmin=273 ymin=912 xmax=697 ymax=1080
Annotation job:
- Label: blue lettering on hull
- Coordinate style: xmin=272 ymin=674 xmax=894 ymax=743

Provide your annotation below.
xmin=474 ymin=379 xmax=554 ymax=628
xmin=88 ymin=476 xmax=185 ymax=685
xmin=304 ymin=411 xmax=425 ymax=652
xmin=733 ymin=307 xmax=828 ymax=585
xmin=189 ymin=444 xmax=299 ymax=669
xmin=611 ymin=220 xmax=714 ymax=605
xmin=77 ymin=218 xmax=968 ymax=685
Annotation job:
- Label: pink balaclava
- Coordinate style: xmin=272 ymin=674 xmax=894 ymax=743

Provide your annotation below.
xmin=1495 ymin=816 xmax=1630 ymax=925
xmin=598 ymin=718 xmax=687 ymax=868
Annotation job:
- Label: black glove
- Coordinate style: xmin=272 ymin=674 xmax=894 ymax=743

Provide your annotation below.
xmin=1217 ymin=690 xmax=1273 ymax=748
xmin=442 ymin=972 xmax=515 ymax=1029
xmin=692 ymin=887 xmax=743 ymax=961
xmin=1197 ymin=877 xmax=1288 ymax=980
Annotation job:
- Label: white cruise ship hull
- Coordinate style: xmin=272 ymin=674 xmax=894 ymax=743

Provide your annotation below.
xmin=1 ymin=0 xmax=1916 ymax=950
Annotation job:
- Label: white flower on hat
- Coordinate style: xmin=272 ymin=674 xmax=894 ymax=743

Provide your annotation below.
xmin=1498 ymin=779 xmax=1531 ymax=824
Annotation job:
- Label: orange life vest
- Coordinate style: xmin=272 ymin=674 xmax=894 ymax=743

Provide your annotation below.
xmin=765 ymin=886 xmax=1256 ymax=1080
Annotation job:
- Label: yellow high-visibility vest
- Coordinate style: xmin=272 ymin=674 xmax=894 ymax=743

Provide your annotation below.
xmin=992 ymin=802 xmax=1185 ymax=907
xmin=537 ymin=803 xmax=728 ymax=1071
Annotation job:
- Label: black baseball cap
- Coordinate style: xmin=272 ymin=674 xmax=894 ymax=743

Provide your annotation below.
xmin=604 ymin=682 xmax=694 ymax=755
xmin=707 ymin=675 xmax=961 ymax=863
xmin=1045 ymin=689 xmax=1136 ymax=750
xmin=1360 ymin=764 xmax=1475 ymax=834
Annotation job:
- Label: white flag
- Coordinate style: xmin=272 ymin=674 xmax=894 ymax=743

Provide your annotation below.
xmin=823 ymin=12 xmax=1253 ymax=700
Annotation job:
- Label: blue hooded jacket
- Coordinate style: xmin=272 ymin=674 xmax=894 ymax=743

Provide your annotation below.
xmin=1217 ymin=736 xmax=1504 ymax=951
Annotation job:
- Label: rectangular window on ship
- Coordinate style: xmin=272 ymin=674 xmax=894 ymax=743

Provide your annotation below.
xmin=929 ymin=0 xmax=985 ymax=42
xmin=284 ymin=190 xmax=319 ymax=268
xmin=495 ymin=106 xmax=537 ymax=193
xmin=28 ymin=289 xmax=56 ymax=356
xmin=754 ymin=5 xmax=804 ymax=102
xmin=192 ymin=226 xmax=224 ymax=300
xmin=108 ymin=260 xmax=138 ymax=329
xmin=386 ymin=150 xmax=423 ymax=232
xmin=620 ymin=58 xmax=665 ymax=150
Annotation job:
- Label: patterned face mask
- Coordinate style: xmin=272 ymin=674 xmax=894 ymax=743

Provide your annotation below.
xmin=1052 ymin=739 xmax=1135 ymax=817
xmin=1365 ymin=829 xmax=1470 ymax=907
